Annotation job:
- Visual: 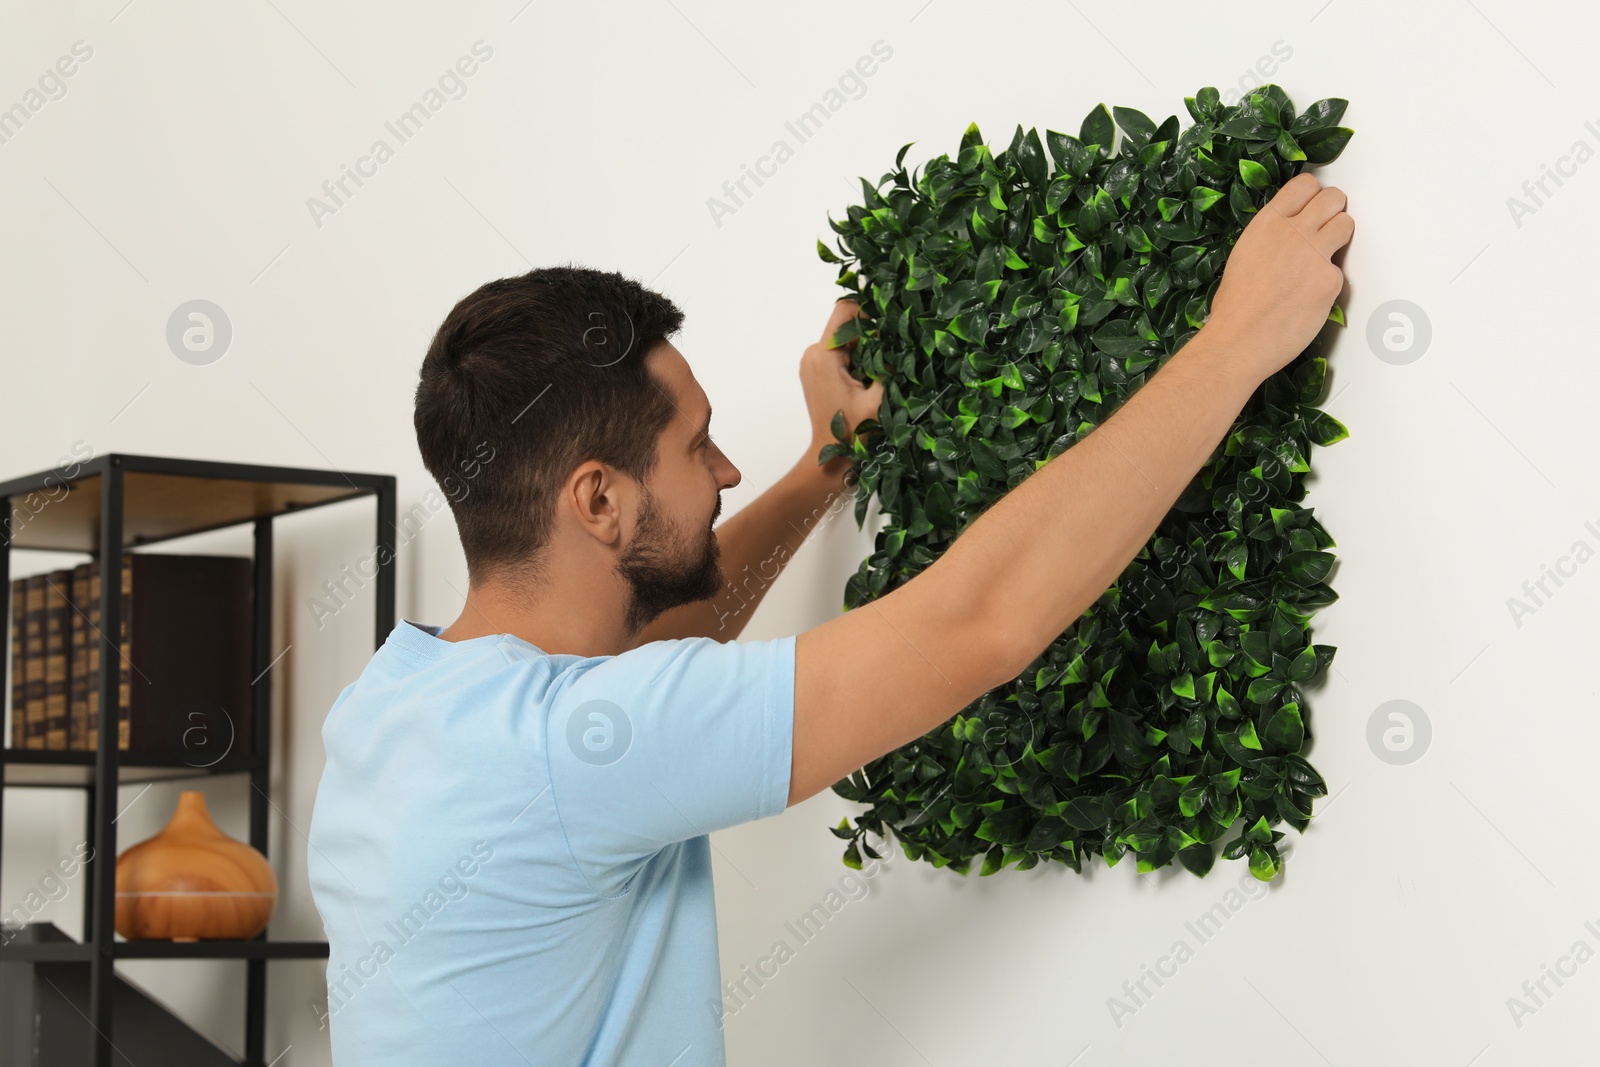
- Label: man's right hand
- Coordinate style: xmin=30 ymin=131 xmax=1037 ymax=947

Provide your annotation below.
xmin=1203 ymin=171 xmax=1354 ymax=381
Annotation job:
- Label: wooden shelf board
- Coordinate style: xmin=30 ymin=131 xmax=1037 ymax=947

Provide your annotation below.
xmin=6 ymin=470 xmax=370 ymax=553
xmin=0 ymin=936 xmax=329 ymax=962
xmin=2 ymin=749 xmax=257 ymax=787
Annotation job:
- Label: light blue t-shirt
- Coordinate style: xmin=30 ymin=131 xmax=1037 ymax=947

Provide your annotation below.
xmin=306 ymin=620 xmax=796 ymax=1066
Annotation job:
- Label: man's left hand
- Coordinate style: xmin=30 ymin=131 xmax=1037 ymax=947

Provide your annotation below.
xmin=800 ymin=298 xmax=884 ymax=478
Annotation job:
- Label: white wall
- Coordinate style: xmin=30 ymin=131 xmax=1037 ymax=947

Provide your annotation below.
xmin=4 ymin=0 xmax=1598 ymax=1063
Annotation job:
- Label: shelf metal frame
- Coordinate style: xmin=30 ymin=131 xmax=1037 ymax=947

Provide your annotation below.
xmin=0 ymin=452 xmax=396 ymax=1067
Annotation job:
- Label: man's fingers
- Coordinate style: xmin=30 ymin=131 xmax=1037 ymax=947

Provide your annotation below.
xmin=1315 ymin=211 xmax=1355 ymax=258
xmin=822 ymin=298 xmax=861 ymax=348
xmin=1266 ymin=175 xmax=1351 ymax=260
xmin=1296 ymin=185 xmax=1347 ymax=233
xmin=1265 ymin=171 xmax=1322 ymax=218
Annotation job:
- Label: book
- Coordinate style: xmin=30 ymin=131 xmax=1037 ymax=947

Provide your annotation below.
xmin=68 ymin=563 xmax=90 ymax=749
xmin=85 ymin=563 xmax=103 ymax=751
xmin=119 ymin=556 xmax=131 ymax=751
xmin=78 ymin=558 xmax=127 ymax=752
xmin=8 ymin=579 xmax=23 ymax=749
xmin=42 ymin=570 xmax=70 ymax=749
xmin=122 ymin=553 xmax=252 ymax=755
xmin=23 ymin=575 xmax=45 ymax=749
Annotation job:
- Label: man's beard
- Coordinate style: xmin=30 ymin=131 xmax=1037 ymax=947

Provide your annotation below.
xmin=616 ymin=483 xmax=723 ymax=636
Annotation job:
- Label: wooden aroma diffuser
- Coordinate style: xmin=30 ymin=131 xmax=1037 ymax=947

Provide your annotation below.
xmin=115 ymin=790 xmax=278 ymax=941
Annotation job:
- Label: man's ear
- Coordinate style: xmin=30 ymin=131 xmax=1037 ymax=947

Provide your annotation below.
xmin=567 ymin=460 xmax=625 ymax=547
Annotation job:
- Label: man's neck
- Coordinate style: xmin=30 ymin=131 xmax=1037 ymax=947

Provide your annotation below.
xmin=438 ymin=572 xmax=633 ymax=658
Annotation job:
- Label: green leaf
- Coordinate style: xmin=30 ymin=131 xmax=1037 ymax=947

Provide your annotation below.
xmin=1288 ymin=645 xmax=1320 ymax=682
xmin=1190 ymin=186 xmax=1226 ymax=212
xmin=1137 ymin=139 xmax=1169 ymax=168
xmin=829 ymin=316 xmax=867 ymax=348
xmin=1177 ymin=843 xmax=1216 ymax=877
xmin=1186 ymin=87 xmax=1221 ymax=121
xmin=970 ymin=439 xmax=1007 ymax=481
xmin=1216 ymin=687 xmax=1243 ymax=719
xmin=1248 ymin=90 xmax=1281 ymax=128
xmin=1016 ymin=126 xmax=1048 ymax=187
xmin=1111 ymin=105 xmax=1157 ymax=146
xmin=1292 ymin=98 xmax=1348 ymax=134
xmin=948 ymin=311 xmax=987 ymax=344
xmin=1238 ymin=719 xmax=1263 ymax=750
xmin=1080 ymin=104 xmax=1114 ymax=150
xmin=1045 ymin=177 xmax=1076 ymax=215
xmin=1223 ymin=540 xmax=1248 ymax=581
xmin=1062 ymin=796 xmax=1110 ymax=830
xmin=1237 ymin=158 xmax=1270 ymax=189
xmin=1296 ymin=358 xmax=1327 ymax=403
xmin=1265 ymin=702 xmax=1305 ymax=752
xmin=1299 ymin=126 xmax=1354 ymax=164
xmin=1026 ymin=816 xmax=1072 ymax=851
xmin=1307 ymin=411 xmax=1349 ymax=446
xmin=1249 ymin=845 xmax=1279 ymax=881
xmin=1247 ymin=676 xmax=1284 ymax=705
xmin=1281 ymin=550 xmax=1335 ymax=586
xmin=1045 ymin=129 xmax=1083 ymax=172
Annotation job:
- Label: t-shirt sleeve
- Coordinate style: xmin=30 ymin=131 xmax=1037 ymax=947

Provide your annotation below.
xmin=543 ymin=634 xmax=795 ymax=888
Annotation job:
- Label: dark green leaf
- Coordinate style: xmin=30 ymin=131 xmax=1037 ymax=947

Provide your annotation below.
xmin=1299 ymin=126 xmax=1354 ymax=164
xmin=1291 ymin=98 xmax=1348 ymax=134
xmin=1111 ymin=105 xmax=1157 ymax=147
xmin=1264 ymin=702 xmax=1305 ymax=752
xmin=1080 ymin=104 xmax=1114 ymax=150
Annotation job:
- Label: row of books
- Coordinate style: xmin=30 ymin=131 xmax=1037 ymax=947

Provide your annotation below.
xmin=9 ymin=560 xmax=128 ymax=750
xmin=7 ymin=554 xmax=255 ymax=755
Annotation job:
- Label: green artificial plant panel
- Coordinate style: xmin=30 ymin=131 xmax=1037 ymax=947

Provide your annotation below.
xmin=816 ymin=85 xmax=1352 ymax=882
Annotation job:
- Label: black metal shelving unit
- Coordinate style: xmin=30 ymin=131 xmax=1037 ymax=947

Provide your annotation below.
xmin=0 ymin=452 xmax=396 ymax=1067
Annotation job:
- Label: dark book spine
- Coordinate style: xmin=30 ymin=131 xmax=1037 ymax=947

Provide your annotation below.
xmin=24 ymin=575 xmax=45 ymax=749
xmin=125 ymin=554 xmax=253 ymax=756
xmin=120 ymin=554 xmax=132 ymax=751
xmin=69 ymin=563 xmax=90 ymax=750
xmin=86 ymin=562 xmax=102 ymax=751
xmin=9 ymin=578 xmax=23 ymax=749
xmin=42 ymin=571 xmax=71 ymax=749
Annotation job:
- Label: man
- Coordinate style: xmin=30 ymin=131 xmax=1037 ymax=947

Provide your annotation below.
xmin=307 ymin=171 xmax=1352 ymax=1065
